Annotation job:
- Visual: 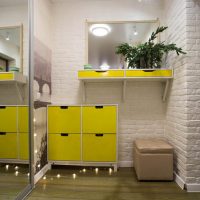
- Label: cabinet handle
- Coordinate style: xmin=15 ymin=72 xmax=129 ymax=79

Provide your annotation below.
xmin=60 ymin=106 xmax=68 ymax=109
xmin=0 ymin=132 xmax=6 ymax=135
xmin=95 ymin=134 xmax=104 ymax=137
xmin=142 ymin=70 xmax=155 ymax=72
xmin=61 ymin=133 xmax=69 ymax=136
xmin=0 ymin=106 xmax=6 ymax=109
xmin=95 ymin=106 xmax=103 ymax=109
xmin=95 ymin=70 xmax=107 ymax=73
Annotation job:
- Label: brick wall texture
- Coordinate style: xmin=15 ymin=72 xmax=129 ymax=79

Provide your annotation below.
xmin=165 ymin=0 xmax=200 ymax=184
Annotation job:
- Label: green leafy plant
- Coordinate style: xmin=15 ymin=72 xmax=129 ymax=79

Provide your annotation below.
xmin=116 ymin=26 xmax=186 ymax=69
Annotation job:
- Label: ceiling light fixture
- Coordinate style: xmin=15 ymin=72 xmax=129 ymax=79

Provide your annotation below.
xmin=133 ymin=26 xmax=138 ymax=36
xmin=90 ymin=24 xmax=111 ymax=37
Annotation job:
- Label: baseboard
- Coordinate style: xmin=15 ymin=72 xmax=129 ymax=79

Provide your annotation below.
xmin=34 ymin=163 xmax=51 ymax=184
xmin=119 ymin=161 xmax=133 ymax=167
xmin=186 ymin=184 xmax=200 ymax=192
xmin=174 ymin=172 xmax=185 ymax=190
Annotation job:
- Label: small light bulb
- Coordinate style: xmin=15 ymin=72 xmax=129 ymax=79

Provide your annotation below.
xmin=82 ymin=168 xmax=86 ymax=173
xmin=15 ymin=171 xmax=19 ymax=176
xmin=43 ymin=176 xmax=46 ymax=180
xmin=57 ymin=174 xmax=61 ymax=178
xmin=27 ymin=173 xmax=30 ymax=176
xmin=34 ymin=133 xmax=37 ymax=137
xmin=37 ymin=164 xmax=41 ymax=168
xmin=5 ymin=165 xmax=9 ymax=170
xmin=35 ymin=150 xmax=38 ymax=154
xmin=95 ymin=168 xmax=99 ymax=174
xmin=134 ymin=31 xmax=138 ymax=36
xmin=109 ymin=168 xmax=113 ymax=175
xmin=15 ymin=166 xmax=19 ymax=170
xmin=33 ymin=118 xmax=36 ymax=123
xmin=72 ymin=173 xmax=76 ymax=179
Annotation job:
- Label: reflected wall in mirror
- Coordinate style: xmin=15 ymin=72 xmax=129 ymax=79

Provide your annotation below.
xmin=0 ymin=26 xmax=22 ymax=72
xmin=88 ymin=20 xmax=158 ymax=69
xmin=0 ymin=0 xmax=30 ymax=199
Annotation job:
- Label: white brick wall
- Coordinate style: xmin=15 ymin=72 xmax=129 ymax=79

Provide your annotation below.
xmin=165 ymin=0 xmax=200 ymax=186
xmin=164 ymin=0 xmax=188 ymax=183
xmin=51 ymin=0 xmax=166 ymax=166
xmin=185 ymin=0 xmax=200 ymax=185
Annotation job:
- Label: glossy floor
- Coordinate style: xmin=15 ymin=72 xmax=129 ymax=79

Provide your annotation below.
xmin=0 ymin=164 xmax=29 ymax=200
xmin=27 ymin=167 xmax=200 ymax=200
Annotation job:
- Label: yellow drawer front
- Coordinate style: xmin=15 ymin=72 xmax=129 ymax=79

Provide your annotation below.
xmin=48 ymin=133 xmax=81 ymax=161
xmin=83 ymin=133 xmax=116 ymax=162
xmin=0 ymin=132 xmax=17 ymax=159
xmin=82 ymin=106 xmax=117 ymax=133
xmin=19 ymin=133 xmax=29 ymax=160
xmin=48 ymin=106 xmax=81 ymax=133
xmin=0 ymin=73 xmax=14 ymax=80
xmin=78 ymin=70 xmax=124 ymax=78
xmin=0 ymin=106 xmax=17 ymax=132
xmin=18 ymin=106 xmax=29 ymax=133
xmin=126 ymin=70 xmax=172 ymax=77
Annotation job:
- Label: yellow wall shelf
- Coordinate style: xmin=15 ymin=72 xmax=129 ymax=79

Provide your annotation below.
xmin=78 ymin=69 xmax=173 ymax=102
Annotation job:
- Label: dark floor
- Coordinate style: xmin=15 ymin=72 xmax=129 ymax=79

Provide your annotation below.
xmin=27 ymin=167 xmax=200 ymax=200
xmin=0 ymin=164 xmax=29 ymax=200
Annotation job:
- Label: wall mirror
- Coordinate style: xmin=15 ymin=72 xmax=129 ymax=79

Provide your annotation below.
xmin=0 ymin=0 xmax=31 ymax=199
xmin=0 ymin=25 xmax=23 ymax=72
xmin=87 ymin=20 xmax=159 ymax=69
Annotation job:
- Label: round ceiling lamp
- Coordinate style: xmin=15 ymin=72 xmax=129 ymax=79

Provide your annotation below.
xmin=90 ymin=24 xmax=111 ymax=37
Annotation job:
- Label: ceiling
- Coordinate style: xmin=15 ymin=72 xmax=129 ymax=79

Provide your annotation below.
xmin=0 ymin=0 xmax=27 ymax=7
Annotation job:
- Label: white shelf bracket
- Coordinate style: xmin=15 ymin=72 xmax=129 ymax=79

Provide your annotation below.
xmin=162 ymin=80 xmax=170 ymax=102
xmin=122 ymin=80 xmax=126 ymax=102
xmin=82 ymin=81 xmax=86 ymax=103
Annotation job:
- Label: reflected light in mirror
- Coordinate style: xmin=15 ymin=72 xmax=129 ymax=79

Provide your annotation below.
xmin=90 ymin=24 xmax=111 ymax=37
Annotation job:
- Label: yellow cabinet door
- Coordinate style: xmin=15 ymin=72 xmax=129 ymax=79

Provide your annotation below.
xmin=0 ymin=132 xmax=17 ymax=159
xmin=126 ymin=69 xmax=173 ymax=77
xmin=19 ymin=133 xmax=29 ymax=160
xmin=48 ymin=106 xmax=81 ymax=133
xmin=0 ymin=106 xmax=17 ymax=132
xmin=83 ymin=133 xmax=116 ymax=162
xmin=78 ymin=70 xmax=124 ymax=78
xmin=82 ymin=106 xmax=117 ymax=133
xmin=18 ymin=106 xmax=29 ymax=133
xmin=48 ymin=133 xmax=81 ymax=161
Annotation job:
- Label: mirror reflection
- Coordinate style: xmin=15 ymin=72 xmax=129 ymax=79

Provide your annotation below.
xmin=0 ymin=27 xmax=21 ymax=72
xmin=88 ymin=21 xmax=158 ymax=69
xmin=0 ymin=0 xmax=30 ymax=199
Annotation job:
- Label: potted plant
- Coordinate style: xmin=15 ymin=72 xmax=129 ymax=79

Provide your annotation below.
xmin=115 ymin=26 xmax=186 ymax=69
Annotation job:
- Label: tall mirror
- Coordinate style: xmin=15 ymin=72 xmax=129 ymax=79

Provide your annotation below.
xmin=87 ymin=20 xmax=159 ymax=69
xmin=0 ymin=0 xmax=31 ymax=199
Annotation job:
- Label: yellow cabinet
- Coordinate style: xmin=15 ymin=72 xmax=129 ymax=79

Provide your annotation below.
xmin=126 ymin=69 xmax=172 ymax=77
xmin=48 ymin=133 xmax=81 ymax=161
xmin=19 ymin=132 xmax=29 ymax=160
xmin=48 ymin=106 xmax=81 ymax=133
xmin=82 ymin=106 xmax=117 ymax=133
xmin=0 ymin=132 xmax=17 ymax=159
xmin=83 ymin=133 xmax=116 ymax=162
xmin=78 ymin=70 xmax=124 ymax=79
xmin=0 ymin=106 xmax=17 ymax=132
xmin=18 ymin=106 xmax=29 ymax=133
